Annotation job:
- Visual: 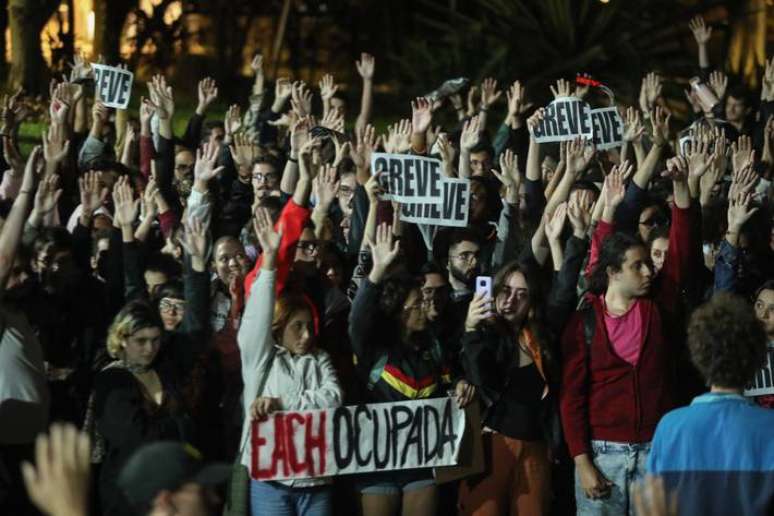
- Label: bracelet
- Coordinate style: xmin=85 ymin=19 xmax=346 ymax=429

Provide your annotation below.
xmin=19 ymin=189 xmax=33 ymax=195
xmin=288 ymin=156 xmax=298 ymax=163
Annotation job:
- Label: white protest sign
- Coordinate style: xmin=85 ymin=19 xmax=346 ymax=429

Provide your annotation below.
xmin=531 ymin=97 xmax=593 ymax=143
xmin=400 ymin=177 xmax=470 ymax=228
xmin=92 ymin=64 xmax=134 ymax=109
xmin=590 ymin=107 xmax=624 ymax=150
xmin=372 ymin=153 xmax=444 ymax=204
xmin=745 ymin=343 xmax=774 ymax=397
xmin=250 ymin=397 xmax=466 ymax=481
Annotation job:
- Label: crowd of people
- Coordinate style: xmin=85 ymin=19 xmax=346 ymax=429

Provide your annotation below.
xmin=1 ymin=14 xmax=773 ymax=516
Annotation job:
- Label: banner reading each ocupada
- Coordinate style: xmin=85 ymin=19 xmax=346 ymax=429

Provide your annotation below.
xmin=249 ymin=397 xmax=466 ymax=481
xmin=92 ymin=64 xmax=134 ymax=109
xmin=531 ymin=97 xmax=624 ymax=149
xmin=372 ymin=153 xmax=445 ymax=204
xmin=744 ymin=342 xmax=774 ymax=397
xmin=400 ymin=177 xmax=470 ymax=228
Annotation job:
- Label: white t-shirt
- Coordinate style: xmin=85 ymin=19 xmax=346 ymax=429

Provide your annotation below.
xmin=0 ymin=306 xmax=50 ymax=444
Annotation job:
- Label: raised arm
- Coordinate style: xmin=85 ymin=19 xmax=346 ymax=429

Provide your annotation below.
xmin=689 ymin=16 xmax=712 ymax=71
xmin=459 ymin=115 xmax=481 ymax=178
xmin=354 ymin=53 xmax=375 ymax=138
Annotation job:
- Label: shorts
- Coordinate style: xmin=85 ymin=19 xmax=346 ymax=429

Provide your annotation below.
xmin=356 ymin=469 xmax=437 ymax=495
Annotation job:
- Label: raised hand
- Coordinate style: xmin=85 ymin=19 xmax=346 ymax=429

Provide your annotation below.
xmin=466 ymin=85 xmax=479 ymax=117
xmin=314 ymin=164 xmax=340 ymax=210
xmin=367 ymin=222 xmax=400 ymax=283
xmin=356 ymin=52 xmax=375 ymax=81
xmin=565 ymin=137 xmax=594 ymax=175
xmin=351 ymin=124 xmax=377 ymax=172
xmin=78 ymin=171 xmax=107 ymax=216
xmin=689 ymin=15 xmax=712 ymax=45
xmin=568 ymin=189 xmax=594 ymax=237
xmin=763 ymin=56 xmax=774 ymax=102
xmin=299 ymin=137 xmax=323 ymax=182
xmin=545 ymin=202 xmax=568 ymax=242
xmin=527 ymin=107 xmax=546 ymax=134
xmin=291 ymin=81 xmax=313 ymax=117
xmin=639 ymin=72 xmax=663 ymax=113
xmin=321 ymin=109 xmax=344 ymax=132
xmin=709 ymin=71 xmax=727 ymax=100
xmin=33 ymin=173 xmax=63 ymax=217
xmin=20 ymin=146 xmax=44 ymax=194
xmin=603 ymin=162 xmax=630 ymax=212
xmin=684 ymin=138 xmax=712 ymax=179
xmin=224 ymin=104 xmax=242 ymax=137
xmin=730 ymin=135 xmax=754 ymax=174
xmin=319 ymin=73 xmax=338 ymax=101
xmin=141 ymin=178 xmax=160 ymax=219
xmin=480 ymin=77 xmax=502 ymax=109
xmin=112 ymin=176 xmax=139 ymax=228
xmin=91 ymin=100 xmax=109 ymax=128
xmin=250 ymin=54 xmax=264 ymax=75
xmin=253 ymin=206 xmax=282 ymax=268
xmin=411 ymin=97 xmax=433 ymax=135
xmin=273 ymin=77 xmax=292 ymax=111
xmin=332 ymin=137 xmax=351 ymax=168
xmin=436 ymin=133 xmax=456 ymax=176
xmin=730 ymin=159 xmax=759 ymax=198
xmin=506 ymin=80 xmax=531 ymax=123
xmin=622 ymin=107 xmax=645 ymax=143
xmin=139 ymin=96 xmax=154 ymax=130
xmin=49 ymin=82 xmax=73 ymax=125
xmin=650 ymin=106 xmax=671 ymax=147
xmin=229 ymin=132 xmax=257 ymax=170
xmin=492 ymin=148 xmax=521 ymax=192
xmin=460 ymin=115 xmax=482 ymax=151
xmin=180 ymin=213 xmax=210 ymax=268
xmin=196 ymin=138 xmax=225 ymax=183
xmin=661 ymin=156 xmax=689 ymax=183
xmin=727 ymin=188 xmax=758 ymax=236
xmin=148 ymin=74 xmax=174 ymax=120
xmin=69 ymin=53 xmax=93 ymax=82
xmin=42 ymin=124 xmax=70 ymax=167
xmin=550 ymin=78 xmax=573 ymax=99
xmin=465 ymin=291 xmax=492 ymax=332
xmin=364 ymin=171 xmax=384 ymax=204
xmin=20 ymin=423 xmax=91 ymax=516
xmin=290 ymin=116 xmax=313 ymax=155
xmin=196 ymin=76 xmax=218 ymax=115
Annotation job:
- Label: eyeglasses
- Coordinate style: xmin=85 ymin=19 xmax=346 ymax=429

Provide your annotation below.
xmin=252 ymin=172 xmax=278 ymax=184
xmin=296 ymin=241 xmax=319 ymax=255
xmin=338 ymin=186 xmax=355 ymax=197
xmin=159 ymin=299 xmax=185 ymax=313
xmin=450 ymin=251 xmax=478 ymax=263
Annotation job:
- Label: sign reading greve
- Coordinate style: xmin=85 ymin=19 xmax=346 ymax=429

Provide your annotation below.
xmin=531 ymin=97 xmax=624 ymax=149
xmin=92 ymin=64 xmax=134 ymax=109
xmin=250 ymin=397 xmax=466 ymax=481
xmin=371 ymin=153 xmax=470 ymax=228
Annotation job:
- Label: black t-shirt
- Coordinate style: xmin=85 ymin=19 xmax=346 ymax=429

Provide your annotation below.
xmin=485 ymin=361 xmax=545 ymax=441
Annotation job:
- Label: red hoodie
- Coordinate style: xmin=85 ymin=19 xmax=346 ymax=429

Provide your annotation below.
xmin=560 ymin=204 xmax=693 ymax=458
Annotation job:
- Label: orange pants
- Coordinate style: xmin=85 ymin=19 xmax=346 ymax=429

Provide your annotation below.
xmin=458 ymin=433 xmax=551 ymax=516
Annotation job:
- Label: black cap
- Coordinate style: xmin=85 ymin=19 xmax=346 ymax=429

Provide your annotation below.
xmin=117 ymin=441 xmax=231 ymax=509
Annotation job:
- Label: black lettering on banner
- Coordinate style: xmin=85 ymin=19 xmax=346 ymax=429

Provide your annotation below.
xmin=390 ymin=405 xmax=414 ymax=467
xmin=607 ymin=110 xmax=623 ymax=141
xmin=333 ymin=407 xmax=353 ymax=469
xmin=429 ymin=161 xmax=442 ymax=197
xmin=401 ymin=406 xmax=424 ymax=466
xmin=404 ymin=159 xmax=416 ymax=196
xmin=389 ymin=159 xmax=403 ymax=197
xmin=373 ymin=408 xmax=392 ymax=469
xmin=423 ymin=404 xmax=440 ymax=462
xmin=556 ymin=101 xmax=569 ymax=136
xmin=416 ymin=159 xmax=429 ymax=198
xmin=374 ymin=156 xmax=388 ymax=177
xmin=453 ymin=182 xmax=466 ymax=221
xmin=567 ymin=101 xmax=581 ymax=135
xmin=578 ymin=101 xmax=592 ymax=135
xmin=354 ymin=405 xmax=372 ymax=466
xmin=438 ymin=399 xmax=459 ymax=459
xmin=545 ymin=104 xmax=559 ymax=137
xmin=442 ymin=182 xmax=457 ymax=219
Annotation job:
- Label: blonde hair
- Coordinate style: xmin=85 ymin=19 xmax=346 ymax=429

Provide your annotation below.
xmin=106 ymin=301 xmax=164 ymax=358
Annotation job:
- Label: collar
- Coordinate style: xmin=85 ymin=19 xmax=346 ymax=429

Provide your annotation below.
xmin=691 ymin=392 xmax=751 ymax=405
xmin=451 ymin=288 xmax=473 ymax=301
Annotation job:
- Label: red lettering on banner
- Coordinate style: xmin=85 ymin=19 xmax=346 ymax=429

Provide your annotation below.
xmin=252 ymin=419 xmax=274 ymax=479
xmin=305 ymin=412 xmax=327 ymax=476
xmin=285 ymin=412 xmax=309 ymax=475
xmin=270 ymin=413 xmax=290 ymax=478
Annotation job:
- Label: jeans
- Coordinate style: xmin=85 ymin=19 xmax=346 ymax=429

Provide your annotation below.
xmin=250 ymin=479 xmax=332 ymax=516
xmin=574 ymin=440 xmax=651 ymax=516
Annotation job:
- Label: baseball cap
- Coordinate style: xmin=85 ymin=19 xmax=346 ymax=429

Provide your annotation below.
xmin=117 ymin=441 xmax=231 ymax=510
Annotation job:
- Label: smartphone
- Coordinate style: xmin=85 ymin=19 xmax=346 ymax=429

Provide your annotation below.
xmin=475 ymin=276 xmax=492 ymax=316
xmin=689 ymin=77 xmax=719 ymax=113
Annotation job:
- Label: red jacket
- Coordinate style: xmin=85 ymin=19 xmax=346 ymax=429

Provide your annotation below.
xmin=559 ymin=205 xmax=693 ymax=458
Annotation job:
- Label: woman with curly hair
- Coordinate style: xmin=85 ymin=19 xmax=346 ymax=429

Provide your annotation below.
xmin=348 ymin=223 xmax=476 ymax=516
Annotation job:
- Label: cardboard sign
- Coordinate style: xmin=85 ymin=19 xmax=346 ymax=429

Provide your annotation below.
xmin=400 ymin=178 xmax=470 ymax=228
xmin=531 ymin=97 xmax=593 ymax=143
xmin=92 ymin=64 xmax=134 ymax=109
xmin=745 ymin=343 xmax=774 ymax=397
xmin=372 ymin=153 xmax=445 ymax=204
xmin=250 ymin=398 xmax=466 ymax=481
xmin=590 ymin=108 xmax=624 ymax=150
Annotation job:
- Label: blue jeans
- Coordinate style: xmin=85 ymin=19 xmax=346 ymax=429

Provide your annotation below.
xmin=250 ymin=479 xmax=332 ymax=516
xmin=574 ymin=440 xmax=651 ymax=516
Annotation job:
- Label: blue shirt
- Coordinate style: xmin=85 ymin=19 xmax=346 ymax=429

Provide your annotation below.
xmin=648 ymin=392 xmax=774 ymax=516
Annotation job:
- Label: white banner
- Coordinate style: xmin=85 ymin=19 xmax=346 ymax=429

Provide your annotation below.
xmin=531 ymin=97 xmax=593 ymax=143
xmin=590 ymin=107 xmax=624 ymax=150
xmin=400 ymin=178 xmax=470 ymax=228
xmin=745 ymin=343 xmax=774 ymax=397
xmin=372 ymin=153 xmax=445 ymax=204
xmin=92 ymin=64 xmax=134 ymax=109
xmin=250 ymin=398 xmax=466 ymax=481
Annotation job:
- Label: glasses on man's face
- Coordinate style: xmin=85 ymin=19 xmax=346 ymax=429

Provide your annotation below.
xmin=338 ymin=186 xmax=355 ymax=197
xmin=450 ymin=251 xmax=478 ymax=263
xmin=252 ymin=172 xmax=278 ymax=184
xmin=297 ymin=241 xmax=319 ymax=255
xmin=159 ymin=299 xmax=185 ymax=313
